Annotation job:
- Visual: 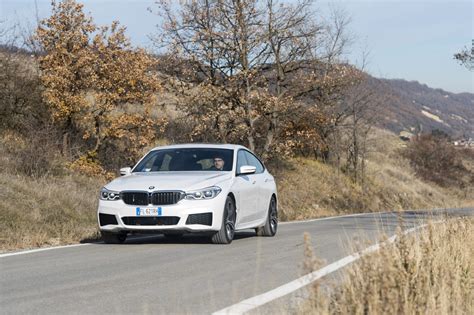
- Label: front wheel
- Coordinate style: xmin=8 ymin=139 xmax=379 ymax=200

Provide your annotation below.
xmin=256 ymin=196 xmax=278 ymax=237
xmin=211 ymin=196 xmax=236 ymax=244
xmin=101 ymin=231 xmax=127 ymax=244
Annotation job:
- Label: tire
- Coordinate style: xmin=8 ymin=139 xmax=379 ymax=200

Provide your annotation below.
xmin=256 ymin=196 xmax=278 ymax=237
xmin=211 ymin=196 xmax=236 ymax=244
xmin=101 ymin=231 xmax=127 ymax=244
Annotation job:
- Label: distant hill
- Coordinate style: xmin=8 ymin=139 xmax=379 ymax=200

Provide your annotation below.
xmin=366 ymin=77 xmax=474 ymax=139
xmin=3 ymin=46 xmax=472 ymax=138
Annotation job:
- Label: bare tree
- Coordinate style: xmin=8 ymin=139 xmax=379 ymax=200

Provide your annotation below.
xmin=454 ymin=40 xmax=473 ymax=71
xmin=152 ymin=0 xmax=358 ymax=160
xmin=341 ymin=78 xmax=378 ymax=185
xmin=0 ymin=21 xmax=46 ymax=132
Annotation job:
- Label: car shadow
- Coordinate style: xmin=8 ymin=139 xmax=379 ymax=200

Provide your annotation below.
xmin=93 ymin=230 xmax=257 ymax=245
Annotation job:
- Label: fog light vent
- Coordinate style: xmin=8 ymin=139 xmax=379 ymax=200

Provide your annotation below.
xmin=99 ymin=213 xmax=118 ymax=226
xmin=186 ymin=213 xmax=213 ymax=226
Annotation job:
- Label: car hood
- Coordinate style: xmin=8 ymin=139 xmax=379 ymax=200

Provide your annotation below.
xmin=105 ymin=171 xmax=232 ymax=192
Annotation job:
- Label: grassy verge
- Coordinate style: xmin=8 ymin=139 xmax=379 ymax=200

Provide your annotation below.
xmin=0 ymin=173 xmax=103 ymax=252
xmin=301 ymin=218 xmax=473 ymax=314
xmin=277 ymin=129 xmax=473 ymax=221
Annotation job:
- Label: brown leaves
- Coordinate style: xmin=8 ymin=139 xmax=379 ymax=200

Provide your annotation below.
xmin=153 ymin=0 xmax=361 ymax=161
xmin=36 ymin=0 xmax=164 ymax=172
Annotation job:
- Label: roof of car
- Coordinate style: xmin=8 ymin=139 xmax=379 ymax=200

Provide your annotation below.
xmin=150 ymin=143 xmax=249 ymax=151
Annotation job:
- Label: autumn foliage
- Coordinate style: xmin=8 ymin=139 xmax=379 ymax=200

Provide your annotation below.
xmin=3 ymin=0 xmax=370 ymax=178
xmin=35 ymin=0 xmax=162 ymax=175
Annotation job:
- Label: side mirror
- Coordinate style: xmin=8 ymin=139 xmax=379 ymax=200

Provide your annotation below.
xmin=120 ymin=167 xmax=132 ymax=176
xmin=238 ymin=165 xmax=256 ymax=175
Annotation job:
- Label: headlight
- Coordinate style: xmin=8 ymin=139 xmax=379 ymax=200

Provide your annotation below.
xmin=100 ymin=187 xmax=121 ymax=201
xmin=185 ymin=186 xmax=222 ymax=200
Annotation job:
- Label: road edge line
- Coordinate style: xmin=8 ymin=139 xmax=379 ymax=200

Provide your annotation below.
xmin=1 ymin=208 xmax=459 ymax=258
xmin=0 ymin=243 xmax=91 ymax=258
xmin=279 ymin=207 xmax=458 ymax=225
xmin=0 ymin=235 xmax=162 ymax=258
xmin=212 ymin=224 xmax=427 ymax=315
xmin=279 ymin=211 xmax=386 ymax=225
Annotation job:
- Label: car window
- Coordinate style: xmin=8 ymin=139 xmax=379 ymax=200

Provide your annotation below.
xmin=236 ymin=150 xmax=248 ymax=172
xmin=244 ymin=151 xmax=264 ymax=174
xmin=133 ymin=148 xmax=234 ymax=172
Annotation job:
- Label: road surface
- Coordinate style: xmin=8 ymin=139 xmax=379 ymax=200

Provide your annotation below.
xmin=1 ymin=208 xmax=472 ymax=314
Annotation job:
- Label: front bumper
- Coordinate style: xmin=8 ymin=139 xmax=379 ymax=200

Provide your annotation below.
xmin=97 ymin=194 xmax=226 ymax=233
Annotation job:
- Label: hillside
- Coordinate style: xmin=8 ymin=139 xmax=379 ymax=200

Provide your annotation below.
xmin=3 ymin=46 xmax=472 ymax=139
xmin=366 ymin=77 xmax=474 ymax=138
xmin=154 ymin=55 xmax=474 ymax=140
xmin=2 ymin=47 xmax=474 ymax=251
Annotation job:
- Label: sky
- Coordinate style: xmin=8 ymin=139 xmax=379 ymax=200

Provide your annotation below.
xmin=1 ymin=0 xmax=472 ymax=93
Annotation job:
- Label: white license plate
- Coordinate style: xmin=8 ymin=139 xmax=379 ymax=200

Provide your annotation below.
xmin=136 ymin=207 xmax=162 ymax=216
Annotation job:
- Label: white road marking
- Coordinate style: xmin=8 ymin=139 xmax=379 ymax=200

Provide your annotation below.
xmin=212 ymin=224 xmax=429 ymax=315
xmin=0 ymin=212 xmax=392 ymax=258
xmin=0 ymin=235 xmax=160 ymax=258
xmin=0 ymin=243 xmax=91 ymax=258
xmin=279 ymin=207 xmax=451 ymax=225
xmin=0 ymin=208 xmax=450 ymax=258
xmin=279 ymin=211 xmax=388 ymax=225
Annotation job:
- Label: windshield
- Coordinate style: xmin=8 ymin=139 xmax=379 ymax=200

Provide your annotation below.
xmin=133 ymin=148 xmax=234 ymax=172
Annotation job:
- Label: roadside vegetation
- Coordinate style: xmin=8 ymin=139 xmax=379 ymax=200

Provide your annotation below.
xmin=1 ymin=128 xmax=472 ymax=252
xmin=0 ymin=136 xmax=102 ymax=252
xmin=278 ymin=129 xmax=473 ymax=221
xmin=301 ymin=218 xmax=474 ymax=314
xmin=0 ymin=0 xmax=472 ymax=251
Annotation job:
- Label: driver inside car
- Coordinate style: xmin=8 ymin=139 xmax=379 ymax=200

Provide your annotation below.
xmin=210 ymin=155 xmax=225 ymax=171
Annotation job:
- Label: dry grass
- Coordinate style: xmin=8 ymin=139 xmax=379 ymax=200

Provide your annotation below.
xmin=0 ymin=133 xmax=106 ymax=252
xmin=276 ymin=158 xmax=374 ymax=220
xmin=0 ymin=172 xmax=103 ymax=252
xmin=301 ymin=218 xmax=474 ymax=314
xmin=0 ymin=134 xmax=104 ymax=252
xmin=277 ymin=129 xmax=473 ymax=221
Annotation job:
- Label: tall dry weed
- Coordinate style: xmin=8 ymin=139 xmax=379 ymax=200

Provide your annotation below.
xmin=301 ymin=219 xmax=473 ymax=314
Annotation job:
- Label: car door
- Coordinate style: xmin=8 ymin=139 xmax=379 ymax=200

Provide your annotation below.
xmin=233 ymin=150 xmax=259 ymax=226
xmin=243 ymin=150 xmax=268 ymax=222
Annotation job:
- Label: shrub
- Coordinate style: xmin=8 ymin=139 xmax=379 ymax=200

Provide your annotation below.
xmin=2 ymin=127 xmax=63 ymax=178
xmin=402 ymin=134 xmax=468 ymax=187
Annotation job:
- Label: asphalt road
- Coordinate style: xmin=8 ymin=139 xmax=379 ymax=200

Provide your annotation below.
xmin=1 ymin=208 xmax=472 ymax=315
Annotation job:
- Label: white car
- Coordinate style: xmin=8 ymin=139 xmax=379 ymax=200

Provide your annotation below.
xmin=97 ymin=144 xmax=278 ymax=244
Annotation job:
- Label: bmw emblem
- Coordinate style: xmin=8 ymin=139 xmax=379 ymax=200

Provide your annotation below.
xmin=149 ymin=186 xmax=155 ymax=190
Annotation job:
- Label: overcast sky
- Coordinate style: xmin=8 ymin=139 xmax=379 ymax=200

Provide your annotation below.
xmin=1 ymin=0 xmax=472 ymax=93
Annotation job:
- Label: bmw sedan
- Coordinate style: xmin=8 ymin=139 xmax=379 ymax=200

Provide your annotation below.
xmin=97 ymin=144 xmax=278 ymax=244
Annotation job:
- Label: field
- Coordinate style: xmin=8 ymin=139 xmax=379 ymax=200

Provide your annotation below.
xmin=301 ymin=217 xmax=473 ymax=314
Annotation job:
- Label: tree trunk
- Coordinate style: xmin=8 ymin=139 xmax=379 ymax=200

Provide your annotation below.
xmin=62 ymin=132 xmax=69 ymax=158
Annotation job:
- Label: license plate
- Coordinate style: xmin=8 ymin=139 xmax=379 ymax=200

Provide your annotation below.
xmin=136 ymin=207 xmax=162 ymax=216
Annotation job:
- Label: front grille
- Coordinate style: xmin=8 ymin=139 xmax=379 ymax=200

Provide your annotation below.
xmin=186 ymin=213 xmax=213 ymax=226
xmin=121 ymin=216 xmax=180 ymax=226
xmin=121 ymin=191 xmax=185 ymax=206
xmin=152 ymin=191 xmax=184 ymax=205
xmin=121 ymin=192 xmax=149 ymax=205
xmin=99 ymin=213 xmax=118 ymax=226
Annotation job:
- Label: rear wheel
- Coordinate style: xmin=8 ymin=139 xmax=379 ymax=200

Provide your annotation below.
xmin=256 ymin=196 xmax=278 ymax=237
xmin=101 ymin=231 xmax=127 ymax=244
xmin=211 ymin=196 xmax=236 ymax=244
